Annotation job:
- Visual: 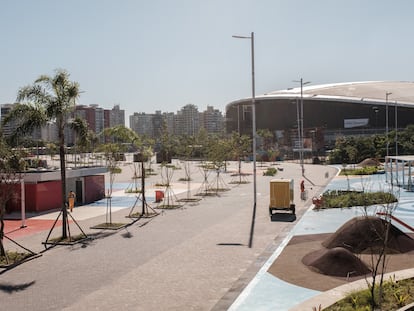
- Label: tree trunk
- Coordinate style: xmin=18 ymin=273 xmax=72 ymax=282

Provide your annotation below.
xmin=58 ymin=117 xmax=68 ymax=239
xmin=0 ymin=217 xmax=5 ymax=257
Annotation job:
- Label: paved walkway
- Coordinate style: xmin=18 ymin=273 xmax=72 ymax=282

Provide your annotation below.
xmin=1 ymin=160 xmax=333 ymax=310
xmin=6 ymin=160 xmax=411 ymax=310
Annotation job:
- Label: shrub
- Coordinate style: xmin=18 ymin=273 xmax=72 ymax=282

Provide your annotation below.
xmin=263 ymin=167 xmax=277 ymax=176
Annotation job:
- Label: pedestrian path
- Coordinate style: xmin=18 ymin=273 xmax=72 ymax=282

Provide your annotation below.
xmin=4 ymin=219 xmax=62 ymax=240
xmin=3 ymin=181 xmax=197 ymax=240
xmin=5 ymin=162 xmax=413 ymax=310
xmin=229 ymin=173 xmax=414 ymax=310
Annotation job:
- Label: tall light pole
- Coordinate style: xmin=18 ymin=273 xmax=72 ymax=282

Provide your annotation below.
xmin=372 ymin=106 xmax=379 ymax=132
xmin=395 ymin=101 xmax=398 ymax=156
xmin=233 ymin=32 xmax=256 ymax=248
xmin=385 ymin=92 xmax=392 ymax=158
xmin=294 ymin=98 xmax=300 ymax=158
xmin=293 ymin=78 xmax=311 ymax=176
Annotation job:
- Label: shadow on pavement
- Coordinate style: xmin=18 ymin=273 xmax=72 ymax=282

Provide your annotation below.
xmin=270 ymin=213 xmax=296 ymax=222
xmin=0 ymin=281 xmax=36 ymax=293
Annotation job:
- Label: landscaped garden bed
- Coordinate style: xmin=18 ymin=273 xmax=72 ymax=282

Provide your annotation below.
xmin=325 ymin=277 xmax=414 ymax=310
xmin=315 ymin=190 xmax=397 ymax=209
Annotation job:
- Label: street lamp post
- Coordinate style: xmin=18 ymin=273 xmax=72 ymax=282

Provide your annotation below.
xmin=233 ymin=32 xmax=256 ymax=248
xmin=386 ymin=92 xmax=392 ymax=158
xmin=385 ymin=92 xmax=392 ymax=184
xmin=395 ymin=101 xmax=398 ymax=156
xmin=372 ymin=106 xmax=379 ymax=133
xmin=293 ymin=78 xmax=311 ymax=176
xmin=295 ymin=98 xmax=300 ymax=159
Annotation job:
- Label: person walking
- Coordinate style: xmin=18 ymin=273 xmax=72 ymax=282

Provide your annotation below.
xmin=68 ymin=190 xmax=76 ymax=212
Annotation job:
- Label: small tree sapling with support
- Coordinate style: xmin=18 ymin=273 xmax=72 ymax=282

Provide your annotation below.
xmin=128 ymin=151 xmax=158 ymax=218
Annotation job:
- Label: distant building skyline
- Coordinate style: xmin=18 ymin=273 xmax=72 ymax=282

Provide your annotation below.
xmin=130 ymin=104 xmax=224 ymax=138
xmin=1 ymin=102 xmax=225 ymax=145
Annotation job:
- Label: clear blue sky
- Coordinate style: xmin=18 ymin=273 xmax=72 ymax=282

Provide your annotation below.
xmin=1 ymin=0 xmax=414 ymax=123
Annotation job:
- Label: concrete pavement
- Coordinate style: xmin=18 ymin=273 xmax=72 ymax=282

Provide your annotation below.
xmin=1 ymin=160 xmax=336 ymax=310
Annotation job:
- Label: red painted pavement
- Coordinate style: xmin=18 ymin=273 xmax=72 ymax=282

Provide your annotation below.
xmin=4 ymin=219 xmax=63 ymax=239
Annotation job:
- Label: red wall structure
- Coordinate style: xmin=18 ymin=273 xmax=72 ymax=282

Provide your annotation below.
xmin=29 ymin=181 xmax=62 ymax=212
xmin=6 ymin=175 xmax=105 ymax=213
xmin=7 ymin=181 xmax=62 ymax=213
xmin=84 ymin=175 xmax=105 ymax=203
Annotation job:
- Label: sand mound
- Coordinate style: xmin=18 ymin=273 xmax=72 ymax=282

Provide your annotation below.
xmin=358 ymin=158 xmax=381 ymax=167
xmin=302 ymin=247 xmax=371 ymax=277
xmin=322 ymin=216 xmax=414 ymax=254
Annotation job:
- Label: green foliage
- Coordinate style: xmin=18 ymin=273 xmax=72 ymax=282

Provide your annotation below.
xmin=325 ymin=277 xmax=414 ymax=310
xmin=125 ymin=189 xmax=142 ymax=194
xmin=230 ymin=132 xmax=252 ymax=161
xmin=101 ymin=125 xmax=140 ymax=147
xmin=3 ymin=69 xmax=80 ymax=146
xmin=70 ymin=117 xmax=96 ymax=152
xmin=319 ymin=190 xmax=397 ymax=209
xmin=109 ymin=167 xmax=122 ymax=174
xmin=200 ymin=162 xmax=216 ymax=170
xmin=158 ymin=121 xmax=179 ymax=160
xmin=175 ymin=135 xmax=198 ymax=159
xmin=2 ymin=69 xmax=86 ymax=241
xmin=0 ymin=251 xmax=32 ymax=266
xmin=207 ymin=135 xmax=231 ymax=169
xmin=340 ymin=166 xmax=379 ymax=176
xmin=257 ymin=128 xmax=274 ymax=151
xmin=328 ymin=126 xmax=414 ymax=164
xmin=263 ymin=167 xmax=277 ymax=176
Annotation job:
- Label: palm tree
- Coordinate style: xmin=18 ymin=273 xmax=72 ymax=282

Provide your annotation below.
xmin=3 ymin=69 xmax=81 ymax=240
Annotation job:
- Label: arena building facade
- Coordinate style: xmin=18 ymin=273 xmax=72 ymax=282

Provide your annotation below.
xmin=226 ymin=81 xmax=414 ymax=156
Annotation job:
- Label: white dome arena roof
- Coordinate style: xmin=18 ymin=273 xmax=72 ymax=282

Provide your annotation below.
xmin=260 ymin=81 xmax=414 ymax=106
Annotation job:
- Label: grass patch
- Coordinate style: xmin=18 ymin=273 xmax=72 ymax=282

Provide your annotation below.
xmin=128 ymin=212 xmax=158 ymax=218
xmin=154 ymin=183 xmax=169 ymax=187
xmin=340 ymin=166 xmax=380 ymax=175
xmin=125 ymin=189 xmax=142 ymax=194
xmin=90 ymin=223 xmax=127 ymax=230
xmin=177 ymin=198 xmax=201 ymax=202
xmin=178 ymin=177 xmax=191 ymax=181
xmin=47 ymin=234 xmax=88 ymax=243
xmin=318 ymin=190 xmax=397 ymax=209
xmin=0 ymin=251 xmax=33 ymax=267
xmin=325 ymin=277 xmax=414 ymax=310
xmin=156 ymin=204 xmax=183 ymax=209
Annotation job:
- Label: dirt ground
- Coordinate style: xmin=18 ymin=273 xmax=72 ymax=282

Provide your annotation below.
xmin=268 ymin=233 xmax=414 ymax=291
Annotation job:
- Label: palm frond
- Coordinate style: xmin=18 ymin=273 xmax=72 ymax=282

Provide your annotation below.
xmin=102 ymin=125 xmax=139 ymax=143
xmin=3 ymin=104 xmax=47 ymax=138
xmin=17 ymin=84 xmax=51 ymax=106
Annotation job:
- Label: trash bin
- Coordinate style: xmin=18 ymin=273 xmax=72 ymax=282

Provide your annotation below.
xmin=155 ymin=190 xmax=164 ymax=203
